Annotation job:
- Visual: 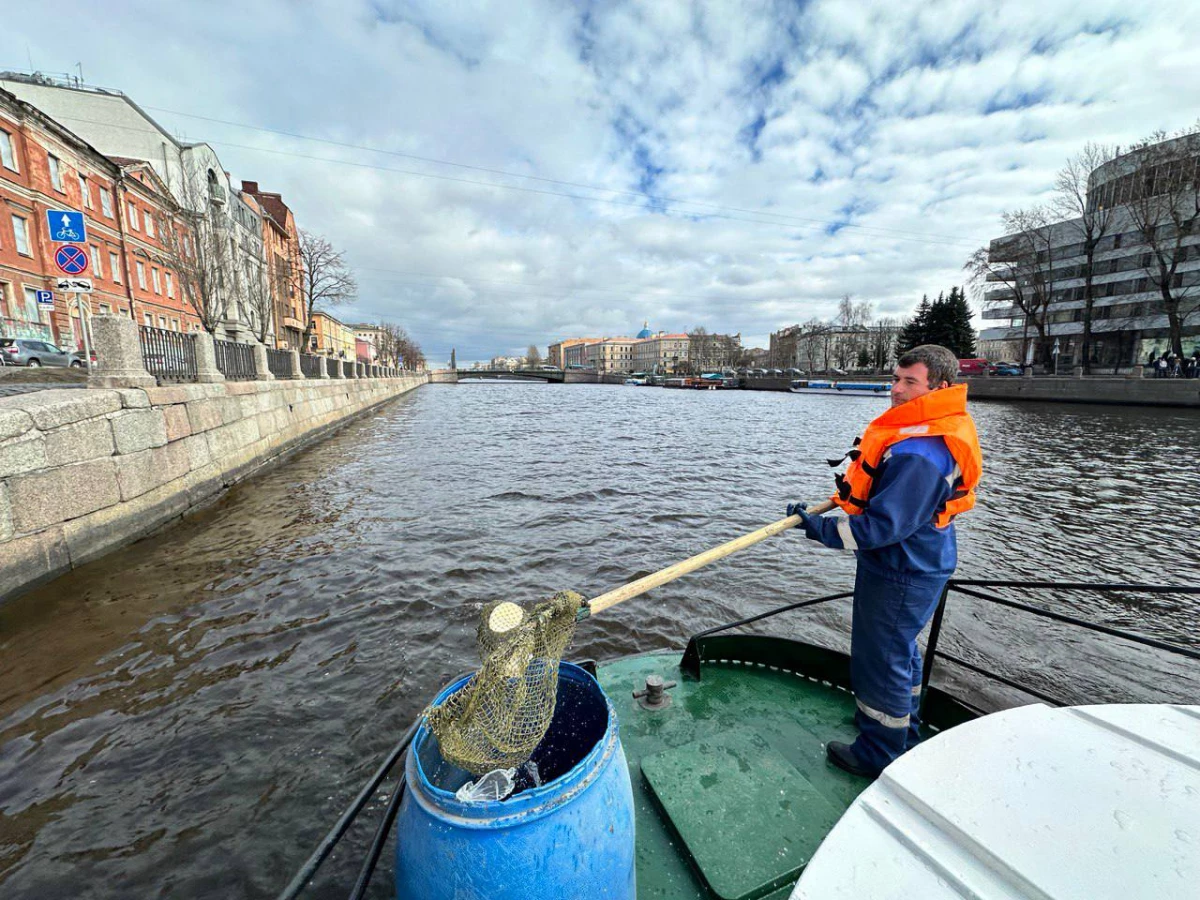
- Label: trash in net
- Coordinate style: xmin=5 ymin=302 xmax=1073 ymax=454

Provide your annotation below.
xmin=426 ymin=591 xmax=584 ymax=775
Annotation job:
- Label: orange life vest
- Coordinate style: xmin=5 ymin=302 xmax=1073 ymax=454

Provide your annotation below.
xmin=829 ymin=383 xmax=982 ymax=528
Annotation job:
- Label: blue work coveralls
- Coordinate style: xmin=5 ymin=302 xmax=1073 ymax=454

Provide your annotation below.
xmin=805 ymin=436 xmax=958 ymax=774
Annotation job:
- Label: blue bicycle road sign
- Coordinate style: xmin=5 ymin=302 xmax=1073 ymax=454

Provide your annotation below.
xmin=55 ymin=245 xmax=89 ymax=275
xmin=46 ymin=209 xmax=87 ymax=243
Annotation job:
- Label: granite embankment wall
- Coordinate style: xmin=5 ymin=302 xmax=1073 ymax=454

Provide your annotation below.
xmin=964 ymin=376 xmax=1200 ymax=407
xmin=0 ymin=374 xmax=426 ymax=601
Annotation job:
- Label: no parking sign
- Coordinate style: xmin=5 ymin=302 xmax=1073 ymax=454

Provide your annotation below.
xmin=55 ymin=245 xmax=89 ymax=275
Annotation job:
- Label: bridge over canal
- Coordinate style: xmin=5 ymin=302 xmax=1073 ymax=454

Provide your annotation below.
xmin=430 ymin=369 xmax=606 ymax=384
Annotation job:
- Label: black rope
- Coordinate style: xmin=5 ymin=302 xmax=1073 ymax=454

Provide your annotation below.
xmin=934 ymin=649 xmax=1067 ymax=708
xmin=690 ymin=591 xmax=853 ymax=639
xmin=276 ymin=720 xmax=419 ymax=900
xmin=948 ymin=584 xmax=1200 ymax=661
xmin=950 ymin=579 xmax=1200 ymax=594
xmin=347 ymin=775 xmax=408 ymax=900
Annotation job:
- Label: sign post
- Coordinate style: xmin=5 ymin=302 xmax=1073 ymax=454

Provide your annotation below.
xmin=75 ymin=293 xmax=93 ymax=375
xmin=1052 ymin=337 xmax=1061 ymax=376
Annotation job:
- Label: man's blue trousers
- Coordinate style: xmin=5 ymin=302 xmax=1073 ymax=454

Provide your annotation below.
xmin=848 ymin=560 xmax=949 ymax=774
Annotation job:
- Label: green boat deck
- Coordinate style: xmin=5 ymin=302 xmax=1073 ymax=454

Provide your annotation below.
xmin=596 ymin=650 xmax=871 ymax=900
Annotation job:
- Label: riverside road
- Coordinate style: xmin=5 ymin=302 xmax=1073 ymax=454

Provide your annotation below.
xmin=1 ymin=384 xmax=1197 ymax=898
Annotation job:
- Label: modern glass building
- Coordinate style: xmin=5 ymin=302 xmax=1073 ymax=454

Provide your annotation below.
xmin=979 ymin=134 xmax=1200 ymax=371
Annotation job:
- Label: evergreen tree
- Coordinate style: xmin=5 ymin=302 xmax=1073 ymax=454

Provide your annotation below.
xmin=895 ymin=295 xmax=931 ymax=357
xmin=923 ymin=291 xmax=949 ymax=348
xmin=942 ymin=286 xmax=977 ymax=357
xmin=895 ymin=288 xmax=977 ymax=358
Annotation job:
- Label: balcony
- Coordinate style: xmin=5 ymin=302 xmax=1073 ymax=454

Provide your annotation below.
xmin=208 ymin=182 xmax=227 ymax=206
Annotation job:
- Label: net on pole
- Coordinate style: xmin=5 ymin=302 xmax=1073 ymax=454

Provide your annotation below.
xmin=426 ymin=590 xmax=585 ymax=775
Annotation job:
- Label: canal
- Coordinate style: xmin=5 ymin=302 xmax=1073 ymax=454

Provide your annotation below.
xmin=1 ymin=384 xmax=1198 ymax=898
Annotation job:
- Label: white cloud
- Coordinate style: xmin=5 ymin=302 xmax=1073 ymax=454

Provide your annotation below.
xmin=4 ymin=0 xmax=1200 ymax=361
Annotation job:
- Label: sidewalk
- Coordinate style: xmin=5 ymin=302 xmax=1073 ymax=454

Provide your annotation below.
xmin=0 ymin=367 xmax=88 ymax=397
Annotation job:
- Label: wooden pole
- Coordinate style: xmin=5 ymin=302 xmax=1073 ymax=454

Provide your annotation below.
xmin=586 ymin=500 xmax=836 ymax=616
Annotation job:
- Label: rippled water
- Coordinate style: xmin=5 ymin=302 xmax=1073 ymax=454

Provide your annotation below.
xmin=1 ymin=384 xmax=1197 ymax=898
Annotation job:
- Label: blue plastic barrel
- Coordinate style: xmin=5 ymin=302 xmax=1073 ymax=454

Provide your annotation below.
xmin=395 ymin=661 xmax=636 ymax=899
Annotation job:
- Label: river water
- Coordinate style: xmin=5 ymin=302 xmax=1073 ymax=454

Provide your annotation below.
xmin=1 ymin=384 xmax=1198 ymax=898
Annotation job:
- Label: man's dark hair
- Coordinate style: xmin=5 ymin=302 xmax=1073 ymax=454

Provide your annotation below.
xmin=897 ymin=344 xmax=958 ymax=388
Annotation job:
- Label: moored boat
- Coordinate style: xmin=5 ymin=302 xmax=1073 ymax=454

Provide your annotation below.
xmin=790 ymin=379 xmax=890 ymax=397
xmin=278 ymin=578 xmax=1199 ymax=900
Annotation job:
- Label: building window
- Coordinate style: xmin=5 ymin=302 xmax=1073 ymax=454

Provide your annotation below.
xmin=90 ymin=245 xmax=103 ymax=277
xmin=151 ymin=268 xmax=161 ymax=293
xmin=0 ymin=129 xmax=16 ymax=171
xmin=165 ymin=272 xmax=174 ymax=297
xmin=158 ymin=315 xmax=167 ymax=328
xmin=48 ymin=154 xmax=63 ymax=190
xmin=11 ymin=215 xmax=30 ymax=255
xmin=79 ymin=174 xmax=92 ymax=208
xmin=136 ymin=260 xmax=146 ymax=289
xmin=128 ymin=203 xmax=140 ymax=230
xmin=99 ymin=303 xmax=112 ymax=314
xmin=143 ymin=312 xmax=152 ymax=326
xmin=100 ymin=186 xmax=113 ymax=217
xmin=109 ymin=251 xmax=122 ymax=283
xmin=171 ymin=318 xmax=179 ymax=331
xmin=145 ymin=213 xmax=156 ymax=238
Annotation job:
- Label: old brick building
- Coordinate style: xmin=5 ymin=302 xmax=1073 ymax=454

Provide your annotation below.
xmin=240 ymin=181 xmax=304 ymax=350
xmin=0 ymin=87 xmax=199 ymax=350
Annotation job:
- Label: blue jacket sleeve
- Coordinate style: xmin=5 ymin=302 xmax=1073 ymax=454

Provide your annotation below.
xmin=809 ymin=452 xmax=953 ymax=551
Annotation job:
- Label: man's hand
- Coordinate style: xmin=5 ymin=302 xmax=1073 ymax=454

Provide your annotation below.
xmin=786 ymin=502 xmax=821 ymax=540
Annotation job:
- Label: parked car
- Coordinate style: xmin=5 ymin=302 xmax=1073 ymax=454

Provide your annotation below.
xmin=0 ymin=337 xmax=83 ymax=368
xmin=957 ymin=358 xmax=989 ymax=376
xmin=989 ymin=361 xmax=1022 ymax=376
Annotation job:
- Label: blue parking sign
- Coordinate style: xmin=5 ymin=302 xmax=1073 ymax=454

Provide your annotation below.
xmin=46 ymin=209 xmax=87 ymax=243
xmin=35 ymin=290 xmax=54 ymax=306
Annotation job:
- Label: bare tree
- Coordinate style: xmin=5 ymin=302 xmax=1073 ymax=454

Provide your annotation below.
xmin=243 ymin=259 xmax=274 ymax=344
xmin=966 ymin=206 xmax=1059 ymax=369
xmin=687 ymin=326 xmax=710 ymax=373
xmin=798 ymin=318 xmax=831 ymax=373
xmin=298 ymin=230 xmax=357 ymax=353
xmin=1122 ymin=129 xmax=1200 ymax=358
xmin=1053 ymin=143 xmax=1119 ymax=372
xmin=157 ymin=170 xmax=234 ymax=334
xmin=525 ymin=344 xmax=542 ymax=368
xmin=869 ymin=317 xmax=901 ymax=372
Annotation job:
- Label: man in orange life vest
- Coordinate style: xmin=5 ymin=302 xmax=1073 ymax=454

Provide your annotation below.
xmin=788 ymin=344 xmax=983 ymax=778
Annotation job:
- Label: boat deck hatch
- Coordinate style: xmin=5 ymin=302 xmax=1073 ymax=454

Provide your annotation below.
xmin=642 ymin=729 xmax=842 ymax=900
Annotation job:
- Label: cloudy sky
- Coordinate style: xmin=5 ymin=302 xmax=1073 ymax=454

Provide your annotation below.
xmin=4 ymin=1 xmax=1199 ymax=363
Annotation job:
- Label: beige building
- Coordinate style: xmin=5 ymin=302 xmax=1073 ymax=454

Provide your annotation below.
xmin=633 ymin=332 xmax=690 ymax=374
xmin=310 ymin=311 xmax=355 ymax=359
xmin=585 ymin=337 xmax=637 ymax=373
xmin=549 ymin=338 xmax=595 ymax=368
xmin=562 ymin=338 xmax=601 ymax=368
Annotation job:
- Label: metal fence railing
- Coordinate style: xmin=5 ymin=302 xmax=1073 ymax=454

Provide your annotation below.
xmin=140 ymin=326 xmax=197 ymax=384
xmin=299 ymin=353 xmax=324 ymax=378
xmin=326 ymin=357 xmax=340 ymax=377
xmin=214 ymin=339 xmax=256 ymax=381
xmin=267 ymin=347 xmax=294 ymax=379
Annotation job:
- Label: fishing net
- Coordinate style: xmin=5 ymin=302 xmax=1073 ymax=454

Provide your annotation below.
xmin=427 ymin=590 xmax=585 ymax=775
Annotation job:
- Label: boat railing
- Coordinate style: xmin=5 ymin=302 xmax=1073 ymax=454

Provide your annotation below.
xmin=681 ymin=578 xmax=1200 ymax=711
